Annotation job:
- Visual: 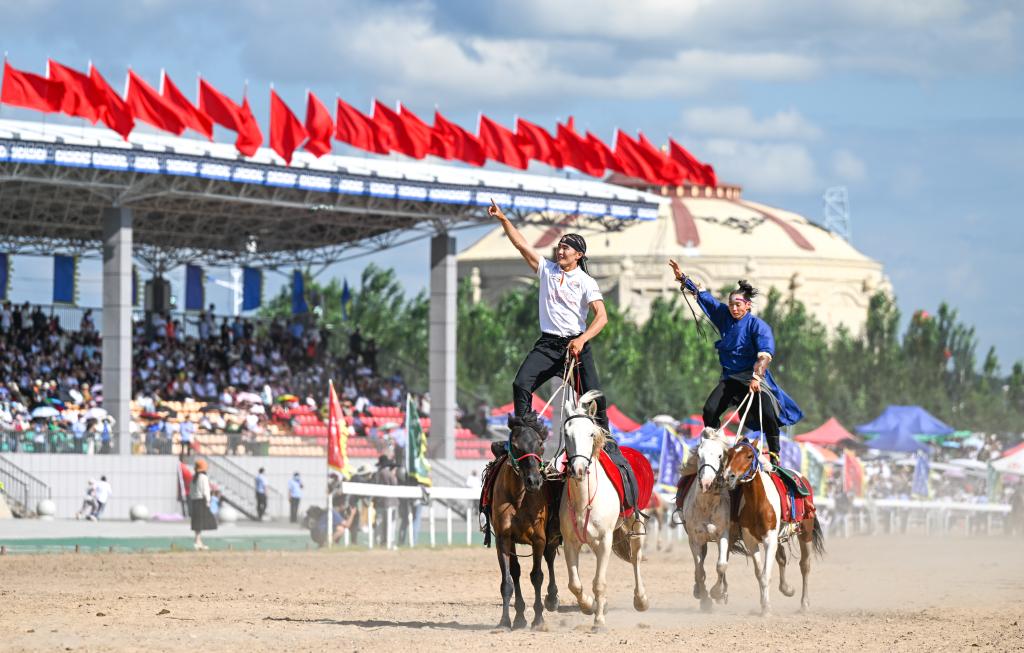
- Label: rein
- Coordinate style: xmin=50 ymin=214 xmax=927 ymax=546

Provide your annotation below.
xmin=565 ymin=448 xmax=598 ymax=544
xmin=734 ymin=438 xmax=762 ymax=483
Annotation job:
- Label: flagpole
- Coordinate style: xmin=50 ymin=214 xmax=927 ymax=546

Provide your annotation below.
xmin=326 ymin=379 xmax=334 ymax=549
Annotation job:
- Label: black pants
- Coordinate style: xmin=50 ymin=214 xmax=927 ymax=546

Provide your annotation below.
xmin=289 ymin=497 xmax=300 ymax=523
xmin=256 ymin=492 xmax=267 ymax=520
xmin=513 ymin=333 xmax=608 ymax=429
xmin=703 ymin=379 xmax=780 ymax=458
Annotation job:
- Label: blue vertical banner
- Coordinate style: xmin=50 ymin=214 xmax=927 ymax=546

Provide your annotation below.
xmin=656 ymin=426 xmax=685 ymax=489
xmin=0 ymin=253 xmax=9 ymax=301
xmin=912 ymin=450 xmax=930 ymax=498
xmin=242 ymin=267 xmax=262 ymax=311
xmin=184 ymin=264 xmax=204 ymax=311
xmin=291 ymin=269 xmax=308 ymax=315
xmin=340 ymin=279 xmax=352 ymax=321
xmin=53 ymin=255 xmax=77 ymax=304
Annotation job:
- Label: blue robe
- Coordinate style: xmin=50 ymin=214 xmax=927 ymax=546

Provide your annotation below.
xmin=693 ymin=288 xmax=804 ymax=426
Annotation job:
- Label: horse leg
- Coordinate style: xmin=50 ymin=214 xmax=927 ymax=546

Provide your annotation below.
xmin=543 ymin=542 xmax=559 ymax=612
xmin=759 ymin=530 xmax=779 ymax=616
xmin=529 ymin=541 xmax=546 ymax=629
xmin=564 ymin=541 xmax=594 ymax=615
xmin=496 ymin=540 xmax=513 ymax=629
xmin=591 ymin=531 xmax=613 ymax=630
xmin=688 ymin=534 xmax=710 ymax=611
xmin=509 ymin=550 xmax=528 ymax=629
xmin=799 ymin=521 xmax=813 ymax=612
xmin=628 ymin=517 xmax=649 ymax=611
xmin=776 ymin=544 xmax=795 ymax=597
xmin=709 ymin=532 xmax=729 ymax=604
xmin=745 ymin=530 xmax=769 ymax=615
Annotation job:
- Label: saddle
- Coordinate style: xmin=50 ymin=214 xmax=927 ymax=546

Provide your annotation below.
xmin=598 ymin=445 xmax=653 ymax=519
xmin=769 ymin=468 xmax=814 ymax=524
xmin=479 ymin=453 xmax=506 ymax=547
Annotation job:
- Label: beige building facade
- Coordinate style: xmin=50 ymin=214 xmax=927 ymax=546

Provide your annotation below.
xmin=458 ymin=184 xmax=888 ymax=334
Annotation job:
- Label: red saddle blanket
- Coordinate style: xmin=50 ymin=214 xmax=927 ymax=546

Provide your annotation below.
xmin=769 ymin=471 xmax=814 ymax=524
xmin=599 ymin=446 xmax=654 ymax=518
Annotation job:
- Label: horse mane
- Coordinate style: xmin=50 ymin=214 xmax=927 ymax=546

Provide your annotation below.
xmin=591 ymin=423 xmax=608 ymax=456
xmin=508 ymin=411 xmax=549 ymax=440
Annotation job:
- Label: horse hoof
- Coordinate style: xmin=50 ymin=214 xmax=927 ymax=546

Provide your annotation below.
xmin=591 ymin=623 xmax=608 ymax=634
xmin=700 ymin=597 xmax=713 ymax=612
xmin=780 ymin=584 xmax=795 ymax=598
xmin=692 ymin=584 xmax=706 ymax=600
xmin=760 ymin=606 xmax=771 ymax=618
xmin=709 ymin=586 xmax=724 ymax=601
xmin=531 ymin=621 xmax=548 ymax=632
xmin=579 ymin=597 xmax=595 ymax=615
xmin=544 ymin=594 xmax=559 ymax=612
xmin=634 ymin=594 xmax=650 ymax=612
xmin=496 ymin=618 xmax=511 ymax=631
xmin=512 ymin=616 xmax=528 ymax=630
xmin=801 ymin=601 xmax=810 ymax=613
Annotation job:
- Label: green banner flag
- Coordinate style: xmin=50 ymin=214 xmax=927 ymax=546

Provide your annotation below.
xmin=406 ymin=394 xmax=432 ymax=486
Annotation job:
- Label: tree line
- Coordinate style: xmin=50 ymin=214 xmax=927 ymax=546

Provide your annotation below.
xmin=262 ymin=265 xmax=1024 ymax=434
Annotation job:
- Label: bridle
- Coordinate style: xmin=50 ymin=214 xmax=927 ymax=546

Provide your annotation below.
xmin=563 ymin=413 xmax=597 ymax=479
xmin=730 ymin=439 xmax=763 ymax=484
xmin=506 ymin=429 xmax=544 ymax=479
xmin=696 ymin=439 xmax=726 ymax=491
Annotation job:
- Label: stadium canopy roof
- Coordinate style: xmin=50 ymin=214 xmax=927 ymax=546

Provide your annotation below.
xmin=0 ymin=118 xmax=660 ymax=267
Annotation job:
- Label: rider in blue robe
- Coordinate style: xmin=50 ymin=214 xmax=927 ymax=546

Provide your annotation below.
xmin=671 ymin=264 xmax=803 ymax=466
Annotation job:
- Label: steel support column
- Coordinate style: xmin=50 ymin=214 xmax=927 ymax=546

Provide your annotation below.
xmin=102 ymin=207 xmax=133 ymax=455
xmin=427 ymin=234 xmax=456 ymax=460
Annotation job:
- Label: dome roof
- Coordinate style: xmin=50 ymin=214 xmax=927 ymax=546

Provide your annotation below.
xmin=459 ymin=193 xmax=875 ymax=265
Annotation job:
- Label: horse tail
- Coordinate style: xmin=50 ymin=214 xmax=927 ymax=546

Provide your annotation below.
xmin=811 ymin=515 xmax=826 ymax=558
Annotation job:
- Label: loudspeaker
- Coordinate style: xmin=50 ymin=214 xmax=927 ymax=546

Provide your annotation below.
xmin=145 ymin=278 xmax=171 ymax=313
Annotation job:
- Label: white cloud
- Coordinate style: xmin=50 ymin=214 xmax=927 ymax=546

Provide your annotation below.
xmin=681 ymin=107 xmax=822 ymax=141
xmin=702 ymin=139 xmax=820 ymax=194
xmin=832 ymin=149 xmax=867 ymax=182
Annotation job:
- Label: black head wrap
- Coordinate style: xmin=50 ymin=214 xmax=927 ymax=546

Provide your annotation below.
xmin=559 ymin=233 xmax=590 ymax=274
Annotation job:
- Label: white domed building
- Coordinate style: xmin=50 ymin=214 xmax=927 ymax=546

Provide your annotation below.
xmin=458 ymin=181 xmax=889 ymax=334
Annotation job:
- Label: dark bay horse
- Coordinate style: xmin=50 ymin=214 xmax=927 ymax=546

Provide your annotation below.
xmin=490 ymin=412 xmax=562 ymax=630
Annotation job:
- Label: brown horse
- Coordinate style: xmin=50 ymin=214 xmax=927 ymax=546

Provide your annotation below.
xmin=490 ymin=412 xmax=562 ymax=630
xmin=722 ymin=436 xmax=825 ymax=614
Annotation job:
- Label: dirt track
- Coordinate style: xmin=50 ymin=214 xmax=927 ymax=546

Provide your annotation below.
xmin=2 ymin=534 xmax=1022 ymax=652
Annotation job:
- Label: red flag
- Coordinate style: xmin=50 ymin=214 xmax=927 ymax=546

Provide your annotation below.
xmin=585 ymin=131 xmax=621 ymax=176
xmin=478 ymin=114 xmax=528 ymax=170
xmin=843 ymin=449 xmax=864 ymax=497
xmin=1 ymin=61 xmax=64 ymax=113
xmin=303 ymin=91 xmax=333 ymax=157
xmin=555 ymin=118 xmax=602 ymax=177
xmin=372 ymin=100 xmax=428 ymax=159
xmin=198 ymin=78 xmax=263 ymax=157
xmin=327 ymin=380 xmax=351 ymax=476
xmin=516 ymin=118 xmax=562 ymax=168
xmin=432 ymin=110 xmax=485 ymax=165
xmin=160 ymin=72 xmax=212 ymax=139
xmin=397 ymin=103 xmax=435 ymax=158
xmin=125 ymin=70 xmax=185 ymax=135
xmin=46 ymin=60 xmax=100 ymax=123
xmin=89 ymin=65 xmax=134 ymax=139
xmin=269 ymin=89 xmax=307 ymax=165
xmin=614 ymin=130 xmax=665 ymax=185
xmin=335 ymin=98 xmax=388 ymax=154
xmin=669 ymin=139 xmax=717 ymax=187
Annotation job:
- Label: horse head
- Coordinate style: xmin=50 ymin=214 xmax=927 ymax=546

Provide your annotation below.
xmin=723 ymin=436 xmax=760 ymax=490
xmin=696 ymin=427 xmax=728 ymax=493
xmin=506 ymin=411 xmax=548 ymax=492
xmin=563 ymin=389 xmax=605 ymax=481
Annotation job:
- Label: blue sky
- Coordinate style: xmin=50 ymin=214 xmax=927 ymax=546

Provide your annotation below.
xmin=1 ymin=1 xmax=1021 ymax=366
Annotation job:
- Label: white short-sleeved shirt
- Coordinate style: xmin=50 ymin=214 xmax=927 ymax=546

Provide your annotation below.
xmin=537 ymin=258 xmax=603 ymax=336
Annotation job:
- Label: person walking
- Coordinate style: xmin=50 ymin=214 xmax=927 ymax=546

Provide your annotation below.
xmin=189 ymin=459 xmax=218 ymax=550
xmin=93 ymin=475 xmax=112 ymax=519
xmin=255 ymin=467 xmax=268 ymax=521
xmin=288 ymin=471 xmax=304 ymax=524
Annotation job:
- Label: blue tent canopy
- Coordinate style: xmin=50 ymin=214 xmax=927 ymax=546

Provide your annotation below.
xmin=856 ymin=405 xmax=953 ymax=437
xmin=615 ymin=421 xmax=665 ymax=458
xmin=861 ymin=422 xmax=931 ymax=453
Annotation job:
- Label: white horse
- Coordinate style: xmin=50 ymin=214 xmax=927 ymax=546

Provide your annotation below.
xmin=560 ymin=390 xmax=649 ymax=630
xmin=679 ymin=427 xmax=732 ymax=611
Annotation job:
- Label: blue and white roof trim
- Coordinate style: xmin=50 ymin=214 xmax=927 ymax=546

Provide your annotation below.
xmin=0 ymin=119 xmax=661 ymax=221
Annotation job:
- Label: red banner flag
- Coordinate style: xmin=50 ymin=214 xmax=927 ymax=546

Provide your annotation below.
xmin=1 ymin=61 xmax=64 ymax=113
xmin=614 ymin=130 xmax=663 ymax=185
xmin=843 ymin=449 xmax=864 ymax=497
xmin=46 ymin=60 xmax=100 ymax=123
xmin=303 ymin=91 xmax=333 ymax=157
xmin=198 ymin=78 xmax=263 ymax=156
xmin=269 ymin=89 xmax=307 ymax=165
xmin=373 ymin=100 xmax=428 ymax=159
xmin=668 ymin=138 xmax=717 ymax=187
xmin=479 ymin=114 xmax=528 ymax=169
xmin=89 ymin=65 xmax=134 ymax=139
xmin=515 ymin=118 xmax=562 ymax=168
xmin=125 ymin=70 xmax=185 ymax=135
xmin=432 ymin=110 xmax=485 ymax=165
xmin=160 ymin=72 xmax=212 ymax=139
xmin=327 ymin=380 xmax=351 ymax=477
xmin=335 ymin=97 xmax=388 ymax=154
xmin=397 ymin=103 xmax=435 ymax=158
xmin=637 ymin=132 xmax=684 ymax=185
xmin=555 ymin=118 xmax=602 ymax=177
xmin=586 ymin=131 xmax=622 ymax=176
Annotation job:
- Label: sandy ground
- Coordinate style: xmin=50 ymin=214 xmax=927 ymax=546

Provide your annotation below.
xmin=2 ymin=534 xmax=1022 ymax=652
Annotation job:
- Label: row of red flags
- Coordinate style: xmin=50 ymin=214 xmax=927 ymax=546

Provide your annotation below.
xmin=0 ymin=59 xmax=717 ymax=187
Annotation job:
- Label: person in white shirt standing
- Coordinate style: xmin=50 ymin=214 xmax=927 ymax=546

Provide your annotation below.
xmin=488 ymin=199 xmax=609 ymax=428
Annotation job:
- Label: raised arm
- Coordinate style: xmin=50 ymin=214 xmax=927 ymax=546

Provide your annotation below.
xmin=488 ymin=199 xmax=541 ymax=273
xmin=668 ymin=259 xmax=730 ymax=331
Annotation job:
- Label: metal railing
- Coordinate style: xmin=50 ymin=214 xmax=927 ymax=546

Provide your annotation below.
xmin=0 ymin=454 xmax=52 ymax=517
xmin=205 ymin=455 xmax=282 ymax=521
